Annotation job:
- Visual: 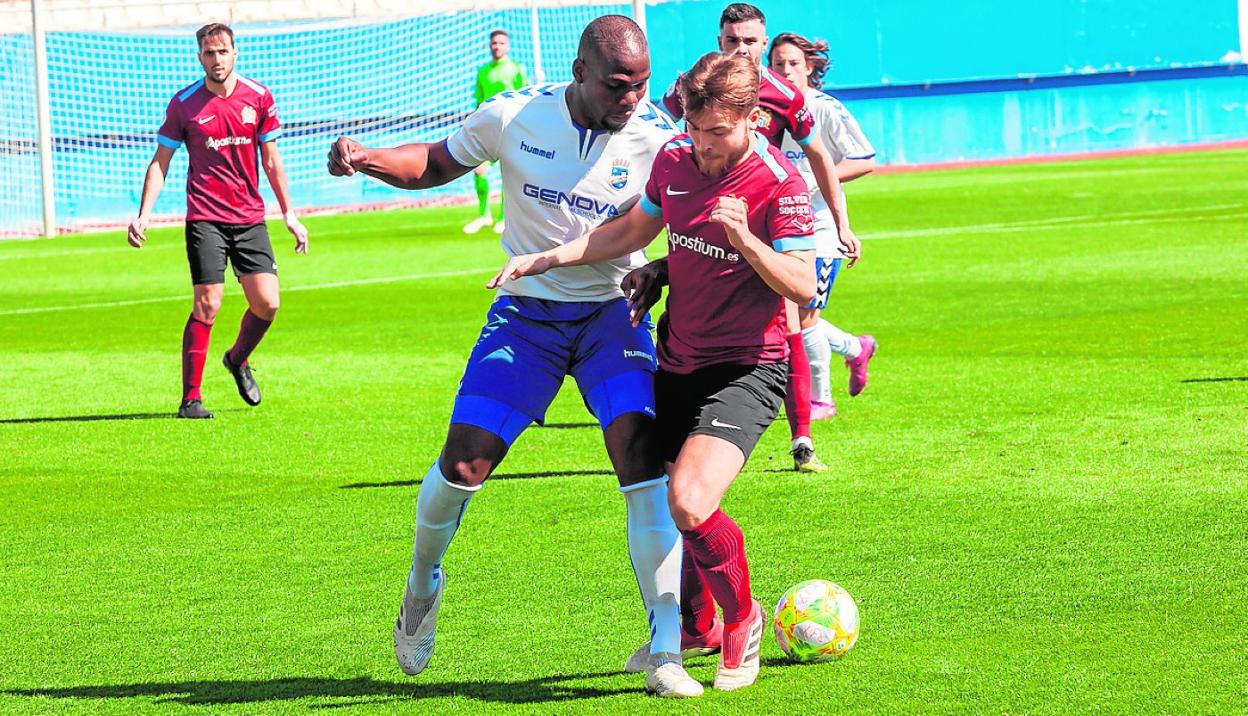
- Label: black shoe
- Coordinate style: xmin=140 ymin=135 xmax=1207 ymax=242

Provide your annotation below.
xmin=222 ymin=351 xmax=261 ymax=406
xmin=177 ymin=399 xmax=214 ymax=419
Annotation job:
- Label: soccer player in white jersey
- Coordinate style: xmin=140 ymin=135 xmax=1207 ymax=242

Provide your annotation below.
xmin=327 ymin=16 xmax=702 ymax=698
xmin=769 ymin=32 xmax=878 ymax=417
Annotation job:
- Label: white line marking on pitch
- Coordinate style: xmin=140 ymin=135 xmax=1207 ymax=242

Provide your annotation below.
xmin=861 ymin=203 xmax=1244 ymax=240
xmin=0 ymin=268 xmax=492 ymax=317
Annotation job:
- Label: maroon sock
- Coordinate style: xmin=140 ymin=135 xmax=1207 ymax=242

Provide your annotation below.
xmin=181 ymin=314 xmax=213 ymax=401
xmin=227 ymin=310 xmax=273 ymax=366
xmin=680 ymin=539 xmax=717 ymax=636
xmin=681 ymin=509 xmax=752 ymax=624
xmin=784 ymin=333 xmax=812 ymax=440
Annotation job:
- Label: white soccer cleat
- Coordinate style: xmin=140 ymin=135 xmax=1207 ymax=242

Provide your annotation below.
xmin=492 ymin=219 xmax=505 ymax=234
xmin=393 ymin=569 xmax=445 ymax=676
xmin=624 ymin=617 xmax=724 ymax=673
xmin=463 ymin=216 xmax=492 ymax=234
xmin=645 ymin=658 xmax=704 ymax=698
xmin=712 ymin=599 xmax=764 ymax=691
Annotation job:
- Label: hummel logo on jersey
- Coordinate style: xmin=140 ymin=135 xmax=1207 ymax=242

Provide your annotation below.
xmin=710 ymin=418 xmax=741 ymax=430
xmin=520 ymin=140 xmax=555 ymax=160
xmin=623 ymin=349 xmax=651 ymax=360
xmin=665 ymin=187 xmax=689 ymax=196
xmin=197 ymin=115 xmax=216 ymax=124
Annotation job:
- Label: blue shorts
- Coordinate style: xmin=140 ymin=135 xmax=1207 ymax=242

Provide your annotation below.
xmin=451 ymin=296 xmax=658 ymax=446
xmin=805 ymin=257 xmax=843 ymax=310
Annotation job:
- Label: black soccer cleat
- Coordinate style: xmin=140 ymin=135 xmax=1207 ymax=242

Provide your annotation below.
xmin=177 ymin=399 xmax=214 ymax=419
xmin=222 ymin=351 xmax=261 ymax=406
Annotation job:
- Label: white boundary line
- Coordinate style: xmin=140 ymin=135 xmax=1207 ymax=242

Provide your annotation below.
xmin=2 ymin=202 xmax=1244 ymax=317
xmin=861 ymin=204 xmax=1245 ymax=240
xmin=0 ymin=268 xmax=491 ymax=317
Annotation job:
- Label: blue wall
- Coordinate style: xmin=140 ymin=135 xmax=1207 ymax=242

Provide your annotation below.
xmin=1 ymin=1 xmax=1245 ymax=235
xmin=647 ymin=0 xmax=1243 ymax=89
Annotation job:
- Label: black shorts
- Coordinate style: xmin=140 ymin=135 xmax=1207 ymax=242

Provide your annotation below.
xmin=186 ymin=220 xmax=277 ymax=285
xmin=655 ymin=361 xmax=788 ymax=463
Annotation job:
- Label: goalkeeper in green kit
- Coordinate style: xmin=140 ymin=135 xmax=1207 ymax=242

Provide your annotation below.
xmin=463 ymin=29 xmax=528 ymax=235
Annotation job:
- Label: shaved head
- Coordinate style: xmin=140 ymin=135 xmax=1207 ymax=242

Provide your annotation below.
xmin=577 ymin=14 xmax=648 ymax=67
xmin=568 ymin=15 xmax=651 ymax=132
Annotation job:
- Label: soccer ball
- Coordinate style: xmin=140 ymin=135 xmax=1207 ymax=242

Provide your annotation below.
xmin=773 ymin=579 xmax=859 ymax=663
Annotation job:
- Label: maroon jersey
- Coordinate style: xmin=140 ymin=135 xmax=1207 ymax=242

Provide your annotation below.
xmin=638 ymin=133 xmax=816 ymax=374
xmin=157 ymin=76 xmax=282 ymax=225
xmin=660 ymin=67 xmax=815 ymax=149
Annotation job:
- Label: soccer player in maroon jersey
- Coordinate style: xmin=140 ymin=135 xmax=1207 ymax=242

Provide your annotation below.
xmin=127 ymin=23 xmax=308 ymax=419
xmin=492 ymin=52 xmax=815 ymax=691
xmin=652 ymin=2 xmax=856 ymax=472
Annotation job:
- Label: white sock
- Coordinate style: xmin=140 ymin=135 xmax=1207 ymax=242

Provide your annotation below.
xmin=620 ymin=475 xmax=682 ymax=658
xmin=802 ymin=325 xmax=833 ymax=403
xmin=821 ymin=318 xmax=862 ymax=359
xmin=408 ymin=462 xmax=480 ymax=598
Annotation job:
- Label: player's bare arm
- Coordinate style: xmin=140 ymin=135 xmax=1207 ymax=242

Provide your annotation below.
xmin=260 ymin=141 xmax=308 ymax=254
xmin=837 ymin=156 xmax=875 ymax=183
xmin=128 ymin=144 xmax=176 ymax=247
xmin=327 ymin=137 xmax=473 ymax=190
xmin=709 ymin=195 xmax=815 ymax=304
xmin=487 ymin=198 xmax=661 ymax=289
xmin=802 ymin=134 xmax=861 ymax=265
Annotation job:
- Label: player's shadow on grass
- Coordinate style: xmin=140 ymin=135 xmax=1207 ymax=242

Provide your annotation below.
xmin=340 ymin=469 xmax=615 ymax=489
xmin=5 ymin=671 xmax=631 ymax=707
xmin=1179 ymin=376 xmax=1248 ymax=383
xmin=0 ymin=412 xmax=174 ymax=424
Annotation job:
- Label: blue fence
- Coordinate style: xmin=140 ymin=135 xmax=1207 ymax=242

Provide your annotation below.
xmin=1 ymin=0 xmax=1245 ymax=236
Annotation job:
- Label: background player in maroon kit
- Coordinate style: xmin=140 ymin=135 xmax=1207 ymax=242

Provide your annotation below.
xmin=652 ymin=2 xmax=856 ymax=472
xmin=492 ymin=52 xmax=815 ymax=692
xmin=127 ymin=23 xmax=308 ymax=419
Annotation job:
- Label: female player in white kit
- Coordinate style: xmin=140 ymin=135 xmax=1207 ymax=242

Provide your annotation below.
xmin=769 ymin=32 xmax=878 ymax=417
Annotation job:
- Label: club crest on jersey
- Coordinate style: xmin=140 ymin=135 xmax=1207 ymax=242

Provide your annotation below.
xmin=755 ymin=111 xmax=773 ymax=130
xmin=241 ymin=106 xmax=257 ymax=125
xmin=610 ymin=160 xmax=630 ymax=190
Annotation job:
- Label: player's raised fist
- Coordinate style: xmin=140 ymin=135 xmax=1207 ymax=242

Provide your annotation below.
xmin=127 ymin=216 xmax=149 ymax=248
xmin=710 ymin=195 xmax=750 ymax=247
xmin=328 ymin=136 xmax=367 ymax=176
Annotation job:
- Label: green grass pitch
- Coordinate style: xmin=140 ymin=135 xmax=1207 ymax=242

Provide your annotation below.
xmin=1 ymin=149 xmax=1245 ymax=714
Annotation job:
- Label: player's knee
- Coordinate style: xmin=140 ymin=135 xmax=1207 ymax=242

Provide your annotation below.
xmin=668 ymin=488 xmax=711 ymax=532
xmin=194 ymin=295 xmax=222 ymax=321
xmin=251 ymin=297 xmax=279 ymax=320
xmin=439 ymin=455 xmax=492 ymax=488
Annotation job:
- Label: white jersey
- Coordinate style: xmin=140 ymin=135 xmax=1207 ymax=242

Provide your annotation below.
xmin=446 ymin=82 xmax=679 ymax=301
xmin=780 ymin=90 xmax=875 ymax=258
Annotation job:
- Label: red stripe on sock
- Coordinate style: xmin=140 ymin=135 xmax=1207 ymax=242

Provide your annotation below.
xmin=681 ymin=509 xmax=752 ymax=625
xmin=784 ymin=333 xmax=811 ymax=439
xmin=181 ymin=314 xmax=213 ymax=401
xmin=680 ymin=539 xmax=717 ymax=637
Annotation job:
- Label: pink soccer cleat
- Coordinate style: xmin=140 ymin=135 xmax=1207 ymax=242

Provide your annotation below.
xmin=846 ymin=335 xmax=877 ymax=397
xmin=810 ymin=399 xmax=837 ymax=420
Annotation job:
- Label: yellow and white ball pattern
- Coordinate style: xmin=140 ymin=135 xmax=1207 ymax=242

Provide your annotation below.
xmin=773 ymin=579 xmax=860 ymax=662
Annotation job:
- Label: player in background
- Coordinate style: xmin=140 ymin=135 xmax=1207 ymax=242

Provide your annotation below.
xmin=327 ymin=16 xmax=702 ymax=698
xmin=769 ymin=32 xmax=877 ymax=418
xmin=493 ymin=52 xmax=816 ymax=692
xmin=650 ymin=2 xmax=857 ymax=472
xmin=463 ymin=29 xmax=528 ymax=235
xmin=127 ymin=23 xmax=308 ymax=419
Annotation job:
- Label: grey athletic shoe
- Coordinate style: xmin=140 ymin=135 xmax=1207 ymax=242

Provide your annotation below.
xmin=394 ymin=569 xmax=445 ymax=675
